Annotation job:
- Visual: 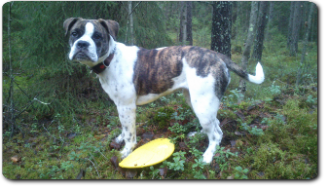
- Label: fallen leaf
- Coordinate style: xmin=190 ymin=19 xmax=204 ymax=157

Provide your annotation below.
xmin=11 ymin=155 xmax=21 ymax=163
xmin=257 ymin=172 xmax=264 ymax=177
xmin=220 ymin=118 xmax=229 ymax=127
xmin=261 ymin=125 xmax=269 ymax=131
xmin=67 ymin=133 xmax=76 ymax=139
xmin=235 ymin=111 xmax=245 ymax=121
xmin=110 ymin=156 xmax=119 ymax=169
xmin=142 ymin=132 xmax=154 ymax=141
xmin=110 ymin=141 xmax=122 ymax=150
xmin=234 ymin=131 xmax=246 ymax=136
xmin=179 ymin=142 xmax=188 ymax=149
xmin=230 ymin=140 xmax=236 ymax=147
xmin=125 ymin=169 xmax=137 ymax=179
xmin=159 ymin=167 xmax=168 ymax=178
xmin=247 ymin=105 xmax=256 ymax=111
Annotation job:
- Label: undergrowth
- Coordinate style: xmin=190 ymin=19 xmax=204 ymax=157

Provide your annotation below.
xmin=3 ymin=38 xmax=318 ymax=180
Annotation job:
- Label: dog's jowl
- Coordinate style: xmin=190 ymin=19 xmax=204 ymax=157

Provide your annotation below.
xmin=64 ymin=18 xmax=265 ymax=164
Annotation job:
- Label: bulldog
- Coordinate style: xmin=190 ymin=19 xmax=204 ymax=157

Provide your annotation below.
xmin=63 ymin=17 xmax=264 ymax=164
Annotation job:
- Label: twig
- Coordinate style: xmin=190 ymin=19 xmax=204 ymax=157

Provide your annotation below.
xmin=84 ymin=158 xmax=100 ymax=178
xmin=33 ymin=97 xmax=50 ymax=105
xmin=96 ymin=150 xmax=109 ymax=161
xmin=129 ymin=1 xmax=142 ymax=16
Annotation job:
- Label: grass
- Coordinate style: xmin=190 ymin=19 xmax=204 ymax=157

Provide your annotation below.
xmin=2 ymin=38 xmax=318 ymax=179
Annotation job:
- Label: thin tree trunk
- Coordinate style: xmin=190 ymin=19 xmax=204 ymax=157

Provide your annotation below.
xmin=8 ymin=2 xmax=15 ymax=137
xmin=289 ymin=1 xmax=303 ymax=56
xmin=296 ymin=3 xmax=315 ymax=87
xmin=238 ymin=1 xmax=259 ymax=95
xmin=287 ymin=2 xmax=295 ymax=49
xmin=211 ymin=1 xmax=232 ymax=58
xmin=186 ymin=1 xmax=193 ymax=45
xmin=265 ymin=1 xmax=274 ymax=41
xmin=128 ymin=1 xmax=134 ymax=45
xmin=252 ymin=1 xmax=269 ymax=62
xmin=179 ymin=1 xmax=187 ymax=45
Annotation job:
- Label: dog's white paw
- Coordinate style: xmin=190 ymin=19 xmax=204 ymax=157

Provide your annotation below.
xmin=202 ymin=151 xmax=214 ymax=164
xmin=187 ymin=131 xmax=198 ymax=137
xmin=120 ymin=147 xmax=132 ymax=159
xmin=115 ymin=134 xmax=124 ymax=144
xmin=188 ymin=130 xmax=205 ymax=138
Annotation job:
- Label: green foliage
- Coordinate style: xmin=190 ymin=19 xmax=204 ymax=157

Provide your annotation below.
xmin=187 ymin=148 xmax=207 ymax=179
xmin=240 ymin=122 xmax=264 ymax=136
xmin=162 ymin=151 xmax=186 ymax=171
xmin=214 ymin=146 xmax=238 ymax=172
xmin=232 ymin=166 xmax=249 ymax=179
xmin=152 ymin=106 xmax=175 ymax=129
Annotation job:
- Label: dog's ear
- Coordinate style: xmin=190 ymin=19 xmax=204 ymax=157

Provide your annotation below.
xmin=99 ymin=19 xmax=119 ymax=40
xmin=63 ymin=17 xmax=80 ymax=36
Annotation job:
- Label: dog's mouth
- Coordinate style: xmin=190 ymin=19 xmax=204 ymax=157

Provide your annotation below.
xmin=72 ymin=50 xmax=93 ymax=61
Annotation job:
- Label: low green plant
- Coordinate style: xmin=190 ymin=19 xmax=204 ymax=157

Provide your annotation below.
xmin=189 ymin=148 xmax=207 ymax=179
xmin=162 ymin=151 xmax=186 ymax=171
xmin=191 ymin=158 xmax=207 ymax=179
xmin=214 ymin=146 xmax=238 ymax=172
xmin=149 ymin=166 xmax=161 ymax=179
xmin=107 ymin=116 xmax=120 ymax=130
xmin=306 ymin=94 xmax=317 ymax=105
xmin=240 ymin=122 xmax=264 ymax=136
xmin=233 ymin=166 xmax=249 ymax=179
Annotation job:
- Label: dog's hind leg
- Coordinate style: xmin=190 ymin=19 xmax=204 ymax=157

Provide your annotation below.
xmin=188 ymin=85 xmax=223 ymax=164
xmin=116 ymin=104 xmax=137 ymax=158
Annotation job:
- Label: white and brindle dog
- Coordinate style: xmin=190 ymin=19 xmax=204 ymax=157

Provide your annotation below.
xmin=63 ymin=18 xmax=264 ymax=164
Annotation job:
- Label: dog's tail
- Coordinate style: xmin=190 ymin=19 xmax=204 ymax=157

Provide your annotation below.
xmin=225 ymin=58 xmax=265 ymax=84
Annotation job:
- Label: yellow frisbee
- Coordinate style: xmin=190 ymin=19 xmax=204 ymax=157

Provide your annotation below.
xmin=119 ymin=138 xmax=175 ymax=169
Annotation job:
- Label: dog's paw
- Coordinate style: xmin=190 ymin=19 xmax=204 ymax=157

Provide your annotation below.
xmin=115 ymin=134 xmax=124 ymax=144
xmin=187 ymin=131 xmax=198 ymax=138
xmin=120 ymin=147 xmax=132 ymax=159
xmin=202 ymin=152 xmax=214 ymax=164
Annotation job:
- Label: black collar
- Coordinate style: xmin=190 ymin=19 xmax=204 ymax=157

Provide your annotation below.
xmin=90 ymin=51 xmax=115 ymax=74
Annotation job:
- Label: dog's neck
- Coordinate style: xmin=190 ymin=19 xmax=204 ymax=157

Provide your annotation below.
xmin=90 ymin=47 xmax=116 ymax=74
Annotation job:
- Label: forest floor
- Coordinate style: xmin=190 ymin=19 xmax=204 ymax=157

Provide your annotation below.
xmin=2 ymin=40 xmax=318 ymax=179
xmin=2 ymin=81 xmax=318 ymax=180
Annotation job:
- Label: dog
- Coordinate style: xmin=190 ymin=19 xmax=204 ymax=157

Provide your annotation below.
xmin=63 ymin=18 xmax=264 ymax=164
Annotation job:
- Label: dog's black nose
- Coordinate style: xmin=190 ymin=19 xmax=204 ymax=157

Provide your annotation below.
xmin=76 ymin=41 xmax=90 ymax=49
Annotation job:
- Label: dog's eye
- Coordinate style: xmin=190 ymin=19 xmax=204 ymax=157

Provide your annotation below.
xmin=93 ymin=33 xmax=102 ymax=40
xmin=71 ymin=32 xmax=78 ymax=37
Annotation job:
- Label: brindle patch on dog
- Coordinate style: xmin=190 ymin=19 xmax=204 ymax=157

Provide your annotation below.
xmin=133 ymin=46 xmax=184 ymax=95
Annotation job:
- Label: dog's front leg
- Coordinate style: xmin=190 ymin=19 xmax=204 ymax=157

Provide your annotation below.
xmin=116 ymin=104 xmax=137 ymax=158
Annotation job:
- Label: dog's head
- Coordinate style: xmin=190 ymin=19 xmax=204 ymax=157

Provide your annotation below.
xmin=63 ymin=18 xmax=119 ymax=67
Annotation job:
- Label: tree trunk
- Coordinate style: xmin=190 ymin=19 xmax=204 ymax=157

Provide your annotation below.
xmin=297 ymin=3 xmax=315 ymax=87
xmin=252 ymin=1 xmax=269 ymax=62
xmin=186 ymin=1 xmax=193 ymax=45
xmin=265 ymin=1 xmax=274 ymax=41
xmin=211 ymin=1 xmax=232 ymax=58
xmin=179 ymin=1 xmax=187 ymax=45
xmin=238 ymin=2 xmax=258 ymax=95
xmin=289 ymin=1 xmax=303 ymax=56
xmin=7 ymin=2 xmax=15 ymax=137
xmin=287 ymin=2 xmax=295 ymax=49
xmin=128 ymin=1 xmax=135 ymax=45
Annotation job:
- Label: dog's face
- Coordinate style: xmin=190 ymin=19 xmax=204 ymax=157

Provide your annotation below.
xmin=63 ymin=18 xmax=119 ymax=67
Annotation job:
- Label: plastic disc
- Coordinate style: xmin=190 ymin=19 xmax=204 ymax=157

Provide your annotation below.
xmin=119 ymin=138 xmax=175 ymax=169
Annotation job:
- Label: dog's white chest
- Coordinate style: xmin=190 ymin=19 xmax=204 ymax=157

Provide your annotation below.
xmin=98 ymin=43 xmax=138 ymax=105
